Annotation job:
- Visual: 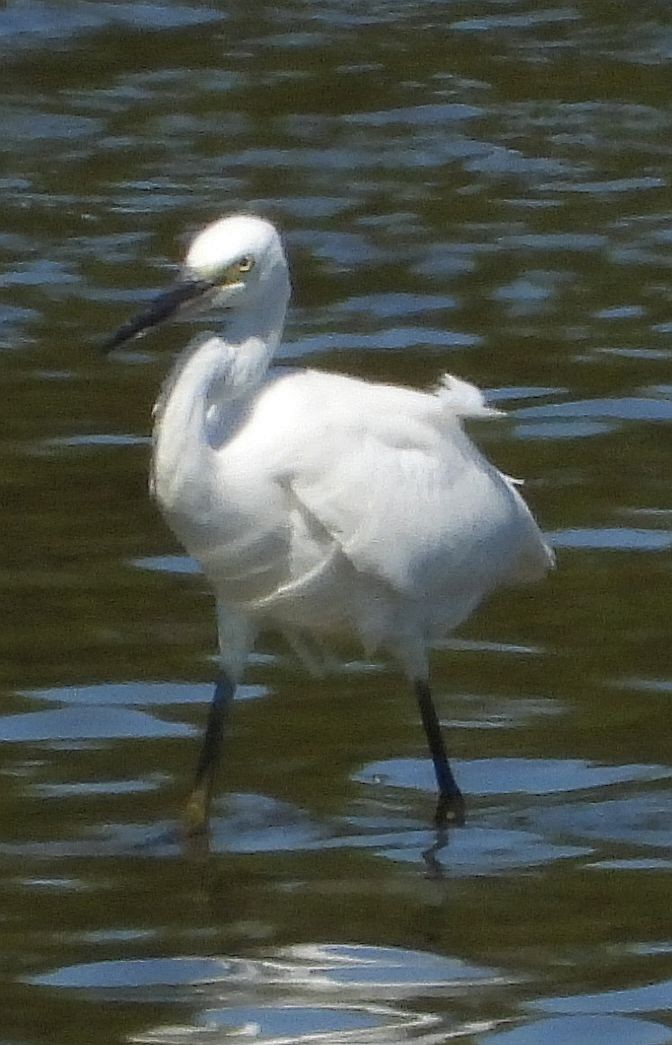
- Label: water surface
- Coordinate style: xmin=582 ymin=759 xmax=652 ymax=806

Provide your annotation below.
xmin=2 ymin=2 xmax=672 ymax=1043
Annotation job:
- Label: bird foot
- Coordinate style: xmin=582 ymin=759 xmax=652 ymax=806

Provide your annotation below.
xmin=183 ymin=786 xmax=211 ymax=838
xmin=434 ymin=791 xmax=466 ymax=828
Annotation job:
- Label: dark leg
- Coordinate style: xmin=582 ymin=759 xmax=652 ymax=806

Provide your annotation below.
xmin=184 ymin=673 xmax=235 ymax=836
xmin=414 ymin=679 xmax=465 ymax=826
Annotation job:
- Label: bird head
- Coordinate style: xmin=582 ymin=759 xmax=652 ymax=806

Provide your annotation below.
xmin=101 ymin=214 xmax=290 ymax=353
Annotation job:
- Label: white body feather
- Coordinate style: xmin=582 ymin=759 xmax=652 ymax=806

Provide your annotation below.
xmin=152 ymin=325 xmax=553 ymax=680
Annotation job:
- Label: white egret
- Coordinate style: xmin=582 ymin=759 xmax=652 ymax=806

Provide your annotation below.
xmin=103 ymin=214 xmax=554 ymax=833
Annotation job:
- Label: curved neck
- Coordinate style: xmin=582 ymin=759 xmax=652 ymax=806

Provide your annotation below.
xmin=217 ymin=285 xmax=288 ymax=396
xmin=151 ymin=281 xmax=288 ymax=513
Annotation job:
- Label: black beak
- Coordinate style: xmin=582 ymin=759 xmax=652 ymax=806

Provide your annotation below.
xmin=100 ymin=278 xmax=214 ymax=353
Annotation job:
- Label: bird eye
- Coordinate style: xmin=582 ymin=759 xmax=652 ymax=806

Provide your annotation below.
xmin=237 ymin=256 xmax=254 ymax=273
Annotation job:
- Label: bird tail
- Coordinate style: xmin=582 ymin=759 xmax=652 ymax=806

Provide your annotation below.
xmin=435 ymin=374 xmax=503 ymax=419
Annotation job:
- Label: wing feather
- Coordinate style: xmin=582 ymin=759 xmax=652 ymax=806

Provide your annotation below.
xmin=282 ymin=375 xmax=547 ymax=601
xmin=220 ymin=369 xmax=553 ymax=609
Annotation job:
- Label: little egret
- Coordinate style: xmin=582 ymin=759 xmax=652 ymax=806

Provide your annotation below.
xmin=103 ymin=214 xmax=554 ymax=833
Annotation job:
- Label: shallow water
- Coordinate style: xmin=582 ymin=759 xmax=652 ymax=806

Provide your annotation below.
xmin=2 ymin=1 xmax=672 ymax=1042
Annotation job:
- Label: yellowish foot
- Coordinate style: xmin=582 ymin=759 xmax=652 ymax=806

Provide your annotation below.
xmin=183 ymin=785 xmax=210 ymax=837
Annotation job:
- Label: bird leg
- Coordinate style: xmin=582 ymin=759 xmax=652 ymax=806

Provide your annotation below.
xmin=184 ymin=672 xmax=235 ymax=836
xmin=414 ymin=679 xmax=465 ymax=827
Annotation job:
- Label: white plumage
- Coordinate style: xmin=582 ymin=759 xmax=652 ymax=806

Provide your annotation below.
xmin=104 ymin=213 xmax=554 ymax=833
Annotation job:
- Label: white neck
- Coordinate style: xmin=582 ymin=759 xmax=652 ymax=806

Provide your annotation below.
xmin=212 ymin=285 xmax=288 ymax=395
xmin=151 ymin=276 xmax=289 ymax=518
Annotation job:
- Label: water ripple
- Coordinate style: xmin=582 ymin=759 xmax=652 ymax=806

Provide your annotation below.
xmin=480 ymin=1014 xmax=671 ymax=1045
xmin=27 ymin=942 xmax=508 ymax=1043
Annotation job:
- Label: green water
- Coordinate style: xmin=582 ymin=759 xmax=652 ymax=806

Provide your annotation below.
xmin=1 ymin=2 xmax=672 ymax=1042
